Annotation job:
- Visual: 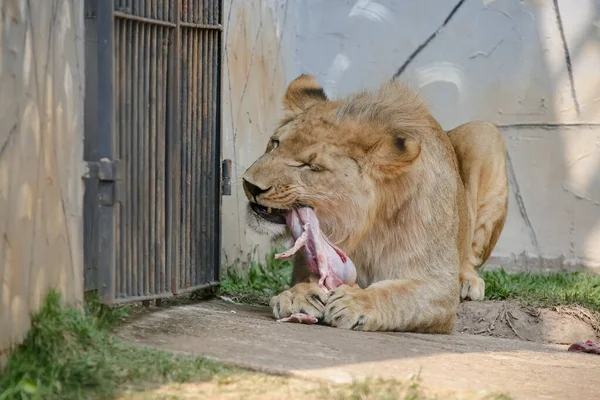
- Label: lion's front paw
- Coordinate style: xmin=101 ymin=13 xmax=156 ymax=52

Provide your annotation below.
xmin=269 ymin=282 xmax=328 ymax=320
xmin=323 ymin=285 xmax=376 ymax=330
xmin=460 ymin=271 xmax=485 ymax=301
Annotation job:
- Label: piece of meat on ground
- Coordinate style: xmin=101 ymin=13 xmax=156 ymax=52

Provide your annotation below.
xmin=277 ymin=313 xmax=319 ymax=324
xmin=568 ymin=340 xmax=600 ymax=355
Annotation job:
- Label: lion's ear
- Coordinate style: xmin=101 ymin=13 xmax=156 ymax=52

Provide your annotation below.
xmin=371 ymin=135 xmax=422 ymax=177
xmin=283 ymin=74 xmax=328 ymax=115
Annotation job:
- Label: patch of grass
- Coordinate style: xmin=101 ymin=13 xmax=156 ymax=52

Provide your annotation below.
xmin=123 ymin=374 xmax=457 ymax=400
xmin=218 ymin=245 xmax=600 ymax=317
xmin=0 ymin=290 xmax=235 ymax=400
xmin=317 ymin=376 xmax=433 ymax=400
xmin=482 ymin=269 xmax=600 ymax=312
xmin=219 ymin=247 xmax=293 ymax=305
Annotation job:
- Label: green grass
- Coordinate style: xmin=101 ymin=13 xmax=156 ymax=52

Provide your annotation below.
xmin=2 ymin=265 xmax=543 ymax=400
xmin=315 ymin=376 xmax=432 ymax=400
xmin=482 ymin=269 xmax=600 ymax=312
xmin=0 ymin=289 xmax=448 ymax=400
xmin=0 ymin=291 xmax=235 ymax=400
xmin=219 ymin=248 xmax=600 ymax=316
xmin=218 ymin=247 xmax=293 ymax=305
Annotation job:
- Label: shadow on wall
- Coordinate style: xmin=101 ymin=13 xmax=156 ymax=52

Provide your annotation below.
xmin=558 ymin=0 xmax=600 ymax=272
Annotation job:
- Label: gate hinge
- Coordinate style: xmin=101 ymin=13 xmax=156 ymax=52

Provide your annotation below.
xmin=83 ymin=158 xmax=122 ymax=182
xmin=83 ymin=158 xmax=122 ymax=206
xmin=221 ymin=159 xmax=231 ymax=196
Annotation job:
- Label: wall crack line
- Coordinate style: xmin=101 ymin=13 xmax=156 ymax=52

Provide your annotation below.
xmin=552 ymin=0 xmax=581 ymax=116
xmin=393 ymin=0 xmax=466 ymax=79
xmin=506 ymin=152 xmax=541 ymax=262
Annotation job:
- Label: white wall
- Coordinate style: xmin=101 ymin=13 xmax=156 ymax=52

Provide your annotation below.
xmin=222 ymin=0 xmax=600 ymax=273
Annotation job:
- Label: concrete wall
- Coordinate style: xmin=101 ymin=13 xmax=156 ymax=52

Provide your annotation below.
xmin=222 ymin=0 xmax=600 ymax=273
xmin=222 ymin=0 xmax=297 ymax=267
xmin=0 ymin=0 xmax=85 ymax=358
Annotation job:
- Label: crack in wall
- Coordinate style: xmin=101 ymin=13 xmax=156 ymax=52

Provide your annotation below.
xmin=552 ymin=0 xmax=581 ymax=116
xmin=506 ymin=152 xmax=541 ymax=262
xmin=393 ymin=0 xmax=466 ymax=79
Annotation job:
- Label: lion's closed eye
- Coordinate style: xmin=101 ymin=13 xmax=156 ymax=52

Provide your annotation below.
xmin=293 ymin=163 xmax=324 ymax=172
xmin=266 ymin=137 xmax=280 ymax=153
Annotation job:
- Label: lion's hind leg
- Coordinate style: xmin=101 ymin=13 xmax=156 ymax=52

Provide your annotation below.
xmin=448 ymin=121 xmax=509 ymax=301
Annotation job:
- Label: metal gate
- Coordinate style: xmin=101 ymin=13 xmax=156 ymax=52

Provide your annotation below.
xmin=83 ymin=0 xmax=225 ymax=304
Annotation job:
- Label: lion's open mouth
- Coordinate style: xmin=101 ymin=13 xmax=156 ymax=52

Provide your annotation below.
xmin=249 ymin=203 xmax=314 ymax=225
xmin=249 ymin=203 xmax=288 ymax=225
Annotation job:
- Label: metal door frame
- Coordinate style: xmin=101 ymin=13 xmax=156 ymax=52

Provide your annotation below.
xmin=83 ymin=0 xmax=224 ymax=304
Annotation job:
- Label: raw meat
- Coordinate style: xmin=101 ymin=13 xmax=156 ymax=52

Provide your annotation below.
xmin=274 ymin=207 xmax=357 ymax=325
xmin=568 ymin=340 xmax=600 ymax=355
xmin=276 ymin=313 xmax=319 ymax=324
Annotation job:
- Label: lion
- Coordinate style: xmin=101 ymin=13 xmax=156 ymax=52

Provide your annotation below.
xmin=242 ymin=74 xmax=508 ymax=333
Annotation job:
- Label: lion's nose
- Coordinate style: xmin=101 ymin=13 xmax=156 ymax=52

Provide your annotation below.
xmin=242 ymin=179 xmax=271 ymax=200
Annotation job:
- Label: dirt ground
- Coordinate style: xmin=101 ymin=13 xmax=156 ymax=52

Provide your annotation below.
xmin=116 ymin=299 xmax=600 ymax=400
xmin=456 ymin=300 xmax=598 ymax=344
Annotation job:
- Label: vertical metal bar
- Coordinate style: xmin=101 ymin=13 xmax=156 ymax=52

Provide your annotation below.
xmin=132 ymin=19 xmax=141 ymax=298
xmin=215 ymin=0 xmax=223 ymax=282
xmin=127 ymin=19 xmax=135 ymax=299
xmin=214 ymin=0 xmax=220 ymax=26
xmin=118 ymin=18 xmax=127 ymax=299
xmin=139 ymin=20 xmax=146 ymax=297
xmin=84 ymin=0 xmax=98 ymax=292
xmin=96 ymin=0 xmax=116 ymax=303
xmin=139 ymin=19 xmax=146 ymax=298
xmin=148 ymin=22 xmax=157 ymax=295
xmin=196 ymin=24 xmax=205 ymax=285
xmin=157 ymin=26 xmax=167 ymax=294
xmin=205 ymin=28 xmax=213 ymax=282
xmin=183 ymin=28 xmax=192 ymax=289
xmin=196 ymin=0 xmax=201 ymax=24
xmin=113 ymin=9 xmax=121 ymax=299
xmin=185 ymin=27 xmax=198 ymax=286
xmin=179 ymin=28 xmax=186 ymax=289
xmin=168 ymin=0 xmax=182 ymax=294
xmin=199 ymin=11 xmax=205 ymax=284
xmin=198 ymin=28 xmax=206 ymax=283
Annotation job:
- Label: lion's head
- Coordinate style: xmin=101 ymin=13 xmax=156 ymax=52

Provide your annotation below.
xmin=242 ymin=74 xmax=460 ymax=256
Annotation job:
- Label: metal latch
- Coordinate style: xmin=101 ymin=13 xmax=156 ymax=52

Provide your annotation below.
xmin=83 ymin=158 xmax=122 ymax=181
xmin=83 ymin=158 xmax=122 ymax=206
xmin=222 ymin=159 xmax=231 ymax=196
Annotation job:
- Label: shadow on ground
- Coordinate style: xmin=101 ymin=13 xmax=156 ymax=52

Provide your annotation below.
xmin=116 ymin=299 xmax=600 ymax=400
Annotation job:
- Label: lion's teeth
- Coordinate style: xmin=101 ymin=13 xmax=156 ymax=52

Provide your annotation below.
xmin=267 ymin=207 xmax=272 ymax=214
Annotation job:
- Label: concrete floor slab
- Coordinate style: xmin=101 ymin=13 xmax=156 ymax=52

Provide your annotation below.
xmin=116 ymin=300 xmax=600 ymax=400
